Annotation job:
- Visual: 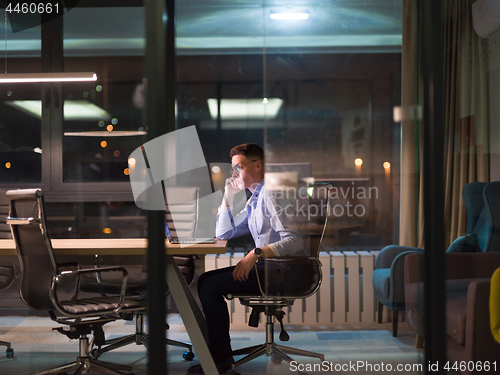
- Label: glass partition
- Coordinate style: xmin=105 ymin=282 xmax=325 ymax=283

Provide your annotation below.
xmin=2 ymin=1 xmax=499 ymax=374
xmin=61 ymin=7 xmax=146 ymax=185
xmin=0 ymin=10 xmax=42 ymax=183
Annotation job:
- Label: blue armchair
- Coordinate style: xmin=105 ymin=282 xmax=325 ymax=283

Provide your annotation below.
xmin=373 ymin=181 xmax=500 ymax=337
xmin=372 ymin=246 xmax=423 ymax=336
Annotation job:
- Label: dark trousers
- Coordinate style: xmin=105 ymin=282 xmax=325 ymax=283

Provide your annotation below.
xmin=197 ymin=265 xmax=262 ymax=362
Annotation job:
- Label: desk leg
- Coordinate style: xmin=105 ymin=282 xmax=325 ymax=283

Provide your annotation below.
xmin=165 ymin=255 xmax=218 ymax=375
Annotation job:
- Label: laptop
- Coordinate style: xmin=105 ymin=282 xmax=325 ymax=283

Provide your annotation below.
xmin=164 ymin=220 xmax=216 ymax=244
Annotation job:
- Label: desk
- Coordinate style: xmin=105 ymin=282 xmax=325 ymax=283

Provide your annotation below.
xmin=0 ymin=238 xmax=225 ymax=256
xmin=0 ymin=238 xmax=225 ymax=375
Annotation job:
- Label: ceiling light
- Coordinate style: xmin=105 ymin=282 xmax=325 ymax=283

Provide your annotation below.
xmin=5 ymin=100 xmax=111 ymax=121
xmin=270 ymin=13 xmax=309 ymax=20
xmin=207 ymin=98 xmax=283 ymax=120
xmin=64 ymin=131 xmax=147 ymax=137
xmin=0 ymin=72 xmax=97 ymax=83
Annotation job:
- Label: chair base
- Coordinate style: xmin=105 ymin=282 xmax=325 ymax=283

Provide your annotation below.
xmin=0 ymin=340 xmax=13 ymax=358
xmin=91 ymin=312 xmax=193 ymax=360
xmin=31 ymin=357 xmax=134 ymax=375
xmin=231 ymin=318 xmax=324 ymax=374
xmin=232 ymin=342 xmax=324 ymax=370
xmin=31 ymin=336 xmax=133 ymax=375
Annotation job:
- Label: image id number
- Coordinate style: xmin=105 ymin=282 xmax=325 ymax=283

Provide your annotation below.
xmin=442 ymin=361 xmax=497 ymax=372
xmin=6 ymin=2 xmax=60 ymax=14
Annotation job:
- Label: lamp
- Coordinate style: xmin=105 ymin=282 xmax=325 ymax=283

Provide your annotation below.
xmin=270 ymin=13 xmax=309 ymax=20
xmin=0 ymin=72 xmax=97 ymax=83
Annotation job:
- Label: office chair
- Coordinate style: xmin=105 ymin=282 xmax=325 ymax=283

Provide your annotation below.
xmin=6 ymin=188 xmax=146 ymax=375
xmin=225 ymin=193 xmax=328 ymax=374
xmin=0 ymin=190 xmax=15 ymax=358
xmin=0 ymin=265 xmax=15 ymax=358
xmin=81 ymin=186 xmax=200 ymax=361
xmin=372 ymin=181 xmax=500 ymax=337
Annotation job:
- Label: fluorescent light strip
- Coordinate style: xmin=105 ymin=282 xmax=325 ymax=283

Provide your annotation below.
xmin=207 ymin=98 xmax=283 ymax=120
xmin=5 ymin=100 xmax=111 ymax=121
xmin=270 ymin=13 xmax=309 ymax=20
xmin=0 ymin=72 xmax=97 ymax=83
xmin=64 ymin=131 xmax=147 ymax=137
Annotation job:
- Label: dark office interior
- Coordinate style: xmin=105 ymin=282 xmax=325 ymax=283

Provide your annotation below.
xmin=1 ymin=1 xmax=500 ymax=375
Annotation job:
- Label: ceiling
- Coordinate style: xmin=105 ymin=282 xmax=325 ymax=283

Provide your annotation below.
xmin=1 ymin=0 xmax=402 ymax=57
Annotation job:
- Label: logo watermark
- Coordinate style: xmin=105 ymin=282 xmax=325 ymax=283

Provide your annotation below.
xmin=290 ymin=360 xmax=423 ymax=373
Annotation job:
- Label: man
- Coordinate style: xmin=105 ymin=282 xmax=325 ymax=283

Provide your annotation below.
xmin=188 ymin=143 xmax=305 ymax=374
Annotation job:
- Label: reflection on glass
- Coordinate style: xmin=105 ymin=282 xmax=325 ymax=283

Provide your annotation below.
xmin=0 ymin=84 xmax=42 ymax=182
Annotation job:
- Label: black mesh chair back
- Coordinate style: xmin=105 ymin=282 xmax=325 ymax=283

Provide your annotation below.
xmin=0 ymin=190 xmax=15 ymax=357
xmin=225 ymin=194 xmax=328 ymax=372
xmin=0 ymin=265 xmax=15 ymax=293
xmin=6 ymin=188 xmax=146 ymax=374
xmin=0 ymin=189 xmax=12 ymax=239
xmin=0 ymin=265 xmax=15 ymax=358
xmin=7 ymin=189 xmax=57 ymax=311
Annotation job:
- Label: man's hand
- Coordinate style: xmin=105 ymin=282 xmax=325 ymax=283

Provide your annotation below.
xmin=232 ymin=251 xmax=258 ymax=282
xmin=222 ymin=177 xmax=244 ymax=208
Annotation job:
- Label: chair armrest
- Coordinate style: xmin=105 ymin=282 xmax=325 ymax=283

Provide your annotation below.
xmin=52 ymin=266 xmax=129 ymax=315
xmin=375 ymin=245 xmax=423 ymax=269
xmin=389 ymin=250 xmax=423 ymax=304
xmin=466 ymin=278 xmax=497 ymax=360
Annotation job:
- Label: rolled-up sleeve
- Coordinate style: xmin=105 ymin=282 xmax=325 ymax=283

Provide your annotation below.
xmin=216 ymin=206 xmax=250 ymax=240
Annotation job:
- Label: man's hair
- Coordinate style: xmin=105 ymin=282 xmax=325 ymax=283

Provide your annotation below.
xmin=230 ymin=143 xmax=264 ymax=163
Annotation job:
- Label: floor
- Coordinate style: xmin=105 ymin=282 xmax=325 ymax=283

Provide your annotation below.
xmin=0 ymin=313 xmax=424 ymax=375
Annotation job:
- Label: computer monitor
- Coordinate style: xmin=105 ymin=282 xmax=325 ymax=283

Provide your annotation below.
xmin=265 ymin=162 xmax=312 ymax=179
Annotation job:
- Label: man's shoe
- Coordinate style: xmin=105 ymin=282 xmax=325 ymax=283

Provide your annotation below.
xmin=187 ymin=358 xmax=233 ymax=374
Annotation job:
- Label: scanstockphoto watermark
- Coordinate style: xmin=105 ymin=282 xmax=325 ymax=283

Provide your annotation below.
xmin=271 ymin=184 xmax=379 ymax=221
xmin=290 ymin=360 xmax=423 ymax=373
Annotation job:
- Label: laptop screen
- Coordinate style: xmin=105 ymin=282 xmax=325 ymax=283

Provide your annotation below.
xmin=164 ymin=220 xmax=172 ymax=238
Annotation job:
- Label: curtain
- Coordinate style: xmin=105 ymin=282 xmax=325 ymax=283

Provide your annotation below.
xmin=400 ymin=0 xmax=489 ymax=249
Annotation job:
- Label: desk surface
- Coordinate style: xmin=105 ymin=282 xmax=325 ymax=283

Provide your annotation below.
xmin=0 ymin=238 xmax=226 ymax=256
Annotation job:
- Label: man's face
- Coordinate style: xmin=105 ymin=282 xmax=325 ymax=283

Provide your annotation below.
xmin=231 ymin=154 xmax=261 ymax=189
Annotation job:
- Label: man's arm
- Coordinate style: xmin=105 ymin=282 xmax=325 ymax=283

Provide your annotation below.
xmin=232 ymin=246 xmax=273 ymax=282
xmin=215 ymin=178 xmax=250 ymax=240
xmin=215 ymin=206 xmax=249 ymax=239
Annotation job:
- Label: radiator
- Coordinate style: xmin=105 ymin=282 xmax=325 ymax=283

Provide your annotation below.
xmin=204 ymin=250 xmax=381 ymax=325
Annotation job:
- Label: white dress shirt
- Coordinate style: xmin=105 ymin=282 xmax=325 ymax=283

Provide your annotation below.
xmin=216 ymin=180 xmax=306 ymax=257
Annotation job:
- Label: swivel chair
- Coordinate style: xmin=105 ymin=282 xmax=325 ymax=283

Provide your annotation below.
xmin=0 ymin=189 xmax=15 ymax=358
xmin=225 ymin=193 xmax=329 ymax=374
xmin=81 ymin=186 xmax=199 ymax=361
xmin=372 ymin=181 xmax=500 ymax=337
xmin=7 ymin=188 xmax=146 ymax=375
xmin=0 ymin=265 xmax=15 ymax=358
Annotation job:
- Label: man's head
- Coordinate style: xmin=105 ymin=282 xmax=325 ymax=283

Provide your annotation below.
xmin=229 ymin=143 xmax=264 ymax=190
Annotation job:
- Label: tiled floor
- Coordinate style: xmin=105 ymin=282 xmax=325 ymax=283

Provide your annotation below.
xmin=0 ymin=314 xmax=424 ymax=375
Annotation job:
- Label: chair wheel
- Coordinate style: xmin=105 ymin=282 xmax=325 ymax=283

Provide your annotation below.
xmin=271 ymin=356 xmax=283 ymax=364
xmin=90 ymin=348 xmax=101 ymax=359
xmin=183 ymin=350 xmax=194 ymax=361
xmin=6 ymin=348 xmax=13 ymax=358
xmin=231 ymin=371 xmax=241 ymax=375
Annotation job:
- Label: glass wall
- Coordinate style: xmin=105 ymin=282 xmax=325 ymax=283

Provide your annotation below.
xmin=0 ymin=21 xmax=42 ymax=183
xmin=2 ymin=0 xmax=498 ymax=374
xmin=176 ymin=1 xmax=402 ymax=248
